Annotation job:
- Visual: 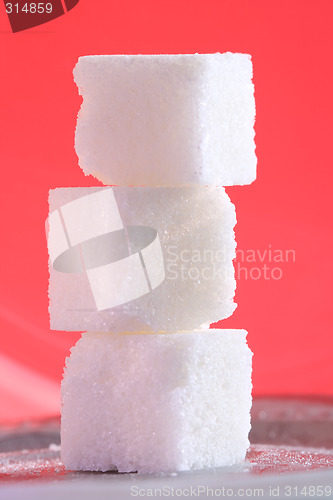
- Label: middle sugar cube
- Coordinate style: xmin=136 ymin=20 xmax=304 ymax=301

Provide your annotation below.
xmin=47 ymin=187 xmax=236 ymax=332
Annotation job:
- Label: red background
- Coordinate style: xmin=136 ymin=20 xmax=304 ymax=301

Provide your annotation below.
xmin=0 ymin=0 xmax=332 ymax=422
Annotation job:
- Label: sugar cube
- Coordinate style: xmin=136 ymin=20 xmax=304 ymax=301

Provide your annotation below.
xmin=47 ymin=186 xmax=236 ymax=332
xmin=61 ymin=330 xmax=252 ymax=473
xmin=74 ymin=53 xmax=256 ymax=186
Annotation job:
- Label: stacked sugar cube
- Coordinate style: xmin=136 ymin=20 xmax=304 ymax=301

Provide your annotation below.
xmin=47 ymin=53 xmax=256 ymax=474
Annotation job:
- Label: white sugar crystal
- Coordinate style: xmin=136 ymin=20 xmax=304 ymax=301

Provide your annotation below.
xmin=74 ymin=53 xmax=256 ymax=187
xmin=48 ymin=186 xmax=236 ymax=332
xmin=61 ymin=330 xmax=252 ymax=473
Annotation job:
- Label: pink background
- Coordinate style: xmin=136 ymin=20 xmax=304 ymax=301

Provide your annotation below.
xmin=0 ymin=0 xmax=332 ymax=422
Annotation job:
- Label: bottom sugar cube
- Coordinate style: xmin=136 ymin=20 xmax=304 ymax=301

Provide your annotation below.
xmin=61 ymin=330 xmax=252 ymax=473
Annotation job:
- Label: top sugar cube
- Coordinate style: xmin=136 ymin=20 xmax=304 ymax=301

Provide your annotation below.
xmin=74 ymin=53 xmax=256 ymax=186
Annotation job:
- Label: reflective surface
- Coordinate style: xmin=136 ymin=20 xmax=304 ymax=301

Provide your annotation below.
xmin=1 ymin=398 xmax=333 ymax=499
xmin=1 ymin=444 xmax=333 ymax=480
